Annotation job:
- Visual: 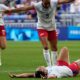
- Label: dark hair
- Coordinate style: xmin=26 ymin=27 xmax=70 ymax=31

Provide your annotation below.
xmin=4 ymin=0 xmax=14 ymax=6
xmin=4 ymin=0 xmax=10 ymax=6
xmin=35 ymin=71 xmax=47 ymax=78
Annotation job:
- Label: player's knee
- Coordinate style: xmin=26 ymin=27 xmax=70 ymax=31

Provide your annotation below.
xmin=51 ymin=46 xmax=57 ymax=51
xmin=1 ymin=47 xmax=6 ymax=50
xmin=0 ymin=46 xmax=6 ymax=50
xmin=62 ymin=47 xmax=68 ymax=52
xmin=54 ymin=47 xmax=57 ymax=51
xmin=44 ymin=47 xmax=48 ymax=50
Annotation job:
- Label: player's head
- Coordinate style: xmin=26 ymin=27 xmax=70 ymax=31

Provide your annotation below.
xmin=42 ymin=0 xmax=50 ymax=8
xmin=35 ymin=66 xmax=48 ymax=78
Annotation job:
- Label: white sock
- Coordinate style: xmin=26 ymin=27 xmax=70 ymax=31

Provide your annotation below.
xmin=51 ymin=51 xmax=57 ymax=65
xmin=0 ymin=49 xmax=2 ymax=66
xmin=43 ymin=49 xmax=51 ymax=66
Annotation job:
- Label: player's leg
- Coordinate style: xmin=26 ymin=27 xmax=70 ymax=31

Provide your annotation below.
xmin=0 ymin=26 xmax=6 ymax=49
xmin=68 ymin=59 xmax=80 ymax=76
xmin=57 ymin=47 xmax=70 ymax=64
xmin=0 ymin=37 xmax=6 ymax=49
xmin=75 ymin=59 xmax=80 ymax=67
xmin=48 ymin=30 xmax=58 ymax=65
xmin=75 ymin=59 xmax=80 ymax=73
xmin=38 ymin=29 xmax=51 ymax=66
xmin=0 ymin=26 xmax=6 ymax=66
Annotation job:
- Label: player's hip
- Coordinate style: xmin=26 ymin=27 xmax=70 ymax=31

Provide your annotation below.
xmin=37 ymin=23 xmax=57 ymax=31
xmin=37 ymin=29 xmax=57 ymax=41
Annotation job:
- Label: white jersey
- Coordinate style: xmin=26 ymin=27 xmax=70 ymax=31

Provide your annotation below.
xmin=0 ymin=4 xmax=9 ymax=25
xmin=46 ymin=66 xmax=73 ymax=78
xmin=33 ymin=0 xmax=58 ymax=31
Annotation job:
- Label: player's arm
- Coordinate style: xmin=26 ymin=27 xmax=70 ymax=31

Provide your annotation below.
xmin=1 ymin=4 xmax=9 ymax=10
xmin=58 ymin=0 xmax=75 ymax=4
xmin=3 ymin=5 xmax=35 ymax=14
xmin=9 ymin=73 xmax=35 ymax=78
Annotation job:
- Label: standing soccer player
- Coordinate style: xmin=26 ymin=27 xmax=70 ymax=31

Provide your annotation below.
xmin=4 ymin=0 xmax=75 ymax=66
xmin=0 ymin=3 xmax=9 ymax=66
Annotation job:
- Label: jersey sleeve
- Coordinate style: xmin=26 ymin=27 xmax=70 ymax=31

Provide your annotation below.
xmin=51 ymin=0 xmax=58 ymax=3
xmin=51 ymin=0 xmax=58 ymax=8
xmin=33 ymin=2 xmax=41 ymax=10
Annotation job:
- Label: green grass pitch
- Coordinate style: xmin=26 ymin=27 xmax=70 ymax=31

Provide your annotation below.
xmin=0 ymin=41 xmax=80 ymax=80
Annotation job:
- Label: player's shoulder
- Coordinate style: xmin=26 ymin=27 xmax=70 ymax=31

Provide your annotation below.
xmin=33 ymin=1 xmax=42 ymax=6
xmin=51 ymin=0 xmax=58 ymax=3
xmin=0 ymin=4 xmax=5 ymax=6
xmin=50 ymin=0 xmax=58 ymax=7
xmin=0 ymin=4 xmax=8 ymax=8
xmin=46 ymin=66 xmax=53 ymax=70
xmin=36 ymin=1 xmax=42 ymax=4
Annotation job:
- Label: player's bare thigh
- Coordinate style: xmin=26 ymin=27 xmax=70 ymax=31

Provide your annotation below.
xmin=0 ymin=26 xmax=6 ymax=49
xmin=48 ymin=30 xmax=57 ymax=51
xmin=57 ymin=47 xmax=70 ymax=64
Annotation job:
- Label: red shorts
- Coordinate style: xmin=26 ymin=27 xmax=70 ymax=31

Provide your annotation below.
xmin=57 ymin=60 xmax=79 ymax=76
xmin=69 ymin=62 xmax=79 ymax=76
xmin=57 ymin=60 xmax=69 ymax=66
xmin=0 ymin=26 xmax=6 ymax=36
xmin=37 ymin=29 xmax=57 ymax=41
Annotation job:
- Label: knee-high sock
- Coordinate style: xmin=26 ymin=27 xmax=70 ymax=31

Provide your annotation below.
xmin=43 ymin=49 xmax=51 ymax=66
xmin=51 ymin=51 xmax=57 ymax=65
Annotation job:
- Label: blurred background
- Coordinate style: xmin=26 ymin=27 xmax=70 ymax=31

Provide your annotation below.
xmin=1 ymin=0 xmax=80 ymax=41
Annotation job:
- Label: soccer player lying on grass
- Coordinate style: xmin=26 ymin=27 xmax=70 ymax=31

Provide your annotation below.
xmin=3 ymin=0 xmax=75 ymax=66
xmin=9 ymin=47 xmax=80 ymax=79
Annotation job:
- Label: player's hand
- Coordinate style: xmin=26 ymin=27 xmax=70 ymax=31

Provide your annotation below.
xmin=41 ymin=75 xmax=47 ymax=79
xmin=8 ymin=73 xmax=16 ymax=78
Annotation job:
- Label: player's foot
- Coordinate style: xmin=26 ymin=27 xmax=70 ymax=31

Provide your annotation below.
xmin=9 ymin=73 xmax=16 ymax=78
